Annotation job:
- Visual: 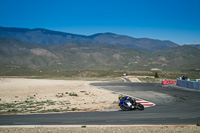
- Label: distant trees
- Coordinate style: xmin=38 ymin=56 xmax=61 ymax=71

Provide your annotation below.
xmin=154 ymin=72 xmax=159 ymax=78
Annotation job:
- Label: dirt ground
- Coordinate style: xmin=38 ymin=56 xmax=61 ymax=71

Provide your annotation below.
xmin=123 ymin=76 xmax=142 ymax=82
xmin=0 ymin=126 xmax=200 ymax=133
xmin=0 ymin=78 xmax=119 ymax=114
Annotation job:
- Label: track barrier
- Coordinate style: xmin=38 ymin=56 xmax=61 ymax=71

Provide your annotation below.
xmin=177 ymin=79 xmax=200 ymax=90
xmin=169 ymin=80 xmax=174 ymax=84
xmin=162 ymin=80 xmax=169 ymax=85
xmin=162 ymin=80 xmax=177 ymax=85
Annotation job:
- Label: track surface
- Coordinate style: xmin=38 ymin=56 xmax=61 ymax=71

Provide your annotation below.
xmin=0 ymin=82 xmax=200 ymax=125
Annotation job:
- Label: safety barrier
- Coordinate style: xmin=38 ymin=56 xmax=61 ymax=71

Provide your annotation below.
xmin=162 ymin=80 xmax=177 ymax=85
xmin=169 ymin=80 xmax=175 ymax=84
xmin=162 ymin=80 xmax=169 ymax=85
xmin=177 ymin=79 xmax=200 ymax=90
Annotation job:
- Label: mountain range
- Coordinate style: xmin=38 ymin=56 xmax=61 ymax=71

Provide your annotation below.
xmin=0 ymin=26 xmax=200 ymax=72
xmin=0 ymin=26 xmax=179 ymax=51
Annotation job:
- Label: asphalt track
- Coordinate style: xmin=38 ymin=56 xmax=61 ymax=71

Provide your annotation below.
xmin=0 ymin=82 xmax=200 ymax=125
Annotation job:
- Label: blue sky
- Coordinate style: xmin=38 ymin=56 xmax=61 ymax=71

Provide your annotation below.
xmin=0 ymin=0 xmax=200 ymax=44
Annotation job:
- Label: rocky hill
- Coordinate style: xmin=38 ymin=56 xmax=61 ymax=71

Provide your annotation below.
xmin=0 ymin=37 xmax=199 ymax=71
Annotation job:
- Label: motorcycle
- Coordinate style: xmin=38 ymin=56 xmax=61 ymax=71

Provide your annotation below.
xmin=118 ymin=96 xmax=144 ymax=111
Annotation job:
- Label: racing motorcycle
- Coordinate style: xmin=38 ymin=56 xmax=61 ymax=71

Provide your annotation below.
xmin=118 ymin=96 xmax=144 ymax=111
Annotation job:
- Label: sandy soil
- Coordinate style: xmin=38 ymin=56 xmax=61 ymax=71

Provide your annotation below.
xmin=0 ymin=78 xmax=119 ymax=114
xmin=0 ymin=126 xmax=199 ymax=133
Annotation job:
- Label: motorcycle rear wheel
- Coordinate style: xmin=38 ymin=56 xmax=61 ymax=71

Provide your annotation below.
xmin=137 ymin=103 xmax=144 ymax=110
xmin=120 ymin=104 xmax=129 ymax=111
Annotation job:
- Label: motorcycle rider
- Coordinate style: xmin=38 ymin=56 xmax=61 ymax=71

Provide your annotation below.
xmin=118 ymin=95 xmax=136 ymax=105
xmin=128 ymin=97 xmax=136 ymax=105
xmin=118 ymin=95 xmax=144 ymax=111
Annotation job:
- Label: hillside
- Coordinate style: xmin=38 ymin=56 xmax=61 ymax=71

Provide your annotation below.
xmin=0 ymin=26 xmax=179 ymax=51
xmin=0 ymin=37 xmax=147 ymax=71
xmin=0 ymin=37 xmax=200 ymax=72
xmin=189 ymin=44 xmax=200 ymax=49
xmin=148 ymin=45 xmax=200 ymax=70
xmin=0 ymin=38 xmax=57 ymax=69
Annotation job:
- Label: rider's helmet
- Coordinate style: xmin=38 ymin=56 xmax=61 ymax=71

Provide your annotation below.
xmin=118 ymin=94 xmax=123 ymax=99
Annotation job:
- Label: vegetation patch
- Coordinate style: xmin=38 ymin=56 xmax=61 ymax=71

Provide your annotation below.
xmin=56 ymin=93 xmax=64 ymax=98
xmin=0 ymin=99 xmax=72 ymax=114
xmin=69 ymin=92 xmax=78 ymax=96
xmin=71 ymin=108 xmax=79 ymax=111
